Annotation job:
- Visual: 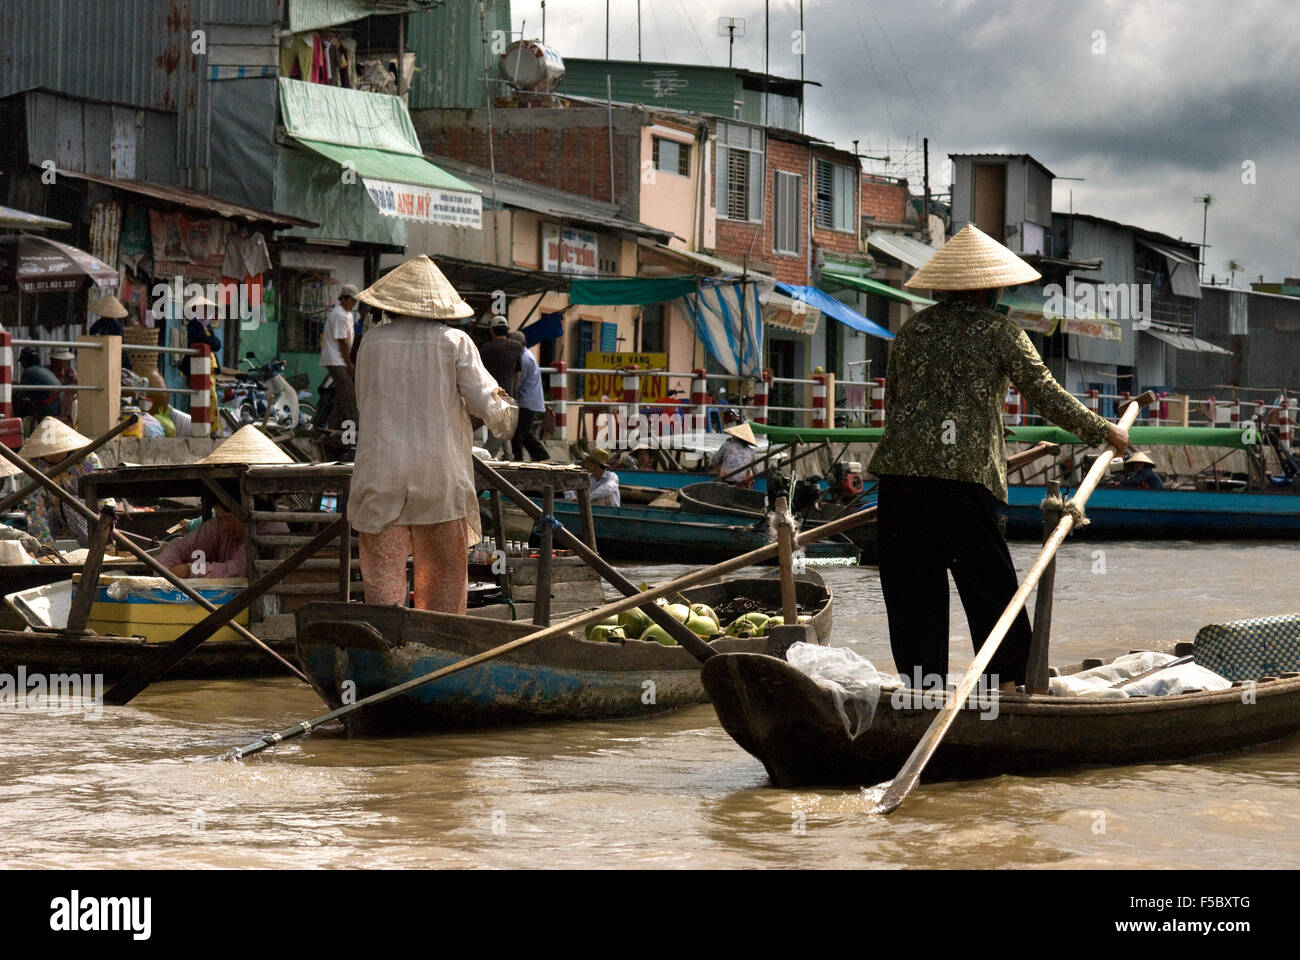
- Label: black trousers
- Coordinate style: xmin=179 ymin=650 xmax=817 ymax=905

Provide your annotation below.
xmin=876 ymin=475 xmax=1031 ymax=688
xmin=512 ymin=407 xmax=550 ymax=461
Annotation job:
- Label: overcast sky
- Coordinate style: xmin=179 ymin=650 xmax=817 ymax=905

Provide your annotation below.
xmin=514 ymin=0 xmax=1299 ymax=286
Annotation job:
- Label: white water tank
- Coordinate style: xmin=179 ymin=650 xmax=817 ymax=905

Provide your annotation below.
xmin=500 ymin=40 xmax=565 ymax=92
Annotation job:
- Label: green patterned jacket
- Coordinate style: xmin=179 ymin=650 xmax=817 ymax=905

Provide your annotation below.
xmin=868 ymin=298 xmax=1111 ymax=502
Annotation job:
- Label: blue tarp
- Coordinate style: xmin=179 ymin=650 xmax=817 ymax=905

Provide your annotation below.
xmin=775 ymin=282 xmax=894 ymax=340
xmin=523 ymin=311 xmax=565 ymax=346
xmin=672 ymin=280 xmax=764 ymax=377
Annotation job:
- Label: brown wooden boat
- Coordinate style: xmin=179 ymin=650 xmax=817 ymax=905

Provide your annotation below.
xmin=295 ymin=573 xmax=833 ymax=733
xmin=702 ymin=639 xmax=1300 ymax=787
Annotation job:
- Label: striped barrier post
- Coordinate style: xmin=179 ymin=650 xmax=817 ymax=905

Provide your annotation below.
xmin=549 ymin=360 xmax=568 ymax=441
xmin=621 ymin=366 xmax=640 ymax=423
xmin=1002 ymin=386 xmax=1022 ymax=426
xmin=691 ymin=368 xmax=708 ymax=426
xmin=0 ymin=330 xmax=11 ymax=419
xmin=753 ymin=371 xmax=770 ymax=425
xmin=812 ymin=373 xmax=828 ymax=429
xmin=870 ymin=377 xmax=886 ymax=428
xmin=1281 ymin=399 xmax=1293 ymax=445
xmin=1086 ymin=388 xmax=1100 ymax=417
xmin=1158 ymin=390 xmax=1170 ymax=427
xmin=1207 ymin=395 xmax=1217 ymax=426
xmin=188 ymin=343 xmax=212 ymax=437
xmin=1228 ymin=395 xmax=1239 ymax=429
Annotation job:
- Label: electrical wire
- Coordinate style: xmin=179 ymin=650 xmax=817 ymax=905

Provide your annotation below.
xmin=847 ymin=2 xmax=899 ymax=139
xmin=863 ymin=0 xmax=934 ymax=138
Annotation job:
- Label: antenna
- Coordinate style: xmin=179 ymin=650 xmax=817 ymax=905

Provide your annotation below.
xmin=717 ymin=16 xmax=746 ymax=69
xmin=1194 ymin=195 xmax=1214 ymax=282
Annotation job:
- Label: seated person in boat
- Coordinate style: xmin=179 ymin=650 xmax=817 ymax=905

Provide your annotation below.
xmin=17 ymin=418 xmax=107 ymax=548
xmin=714 ymin=418 xmax=759 ymax=487
xmin=567 ymin=449 xmax=621 ymax=507
xmin=158 ymin=503 xmax=288 ymax=578
xmin=612 ymin=443 xmax=657 ymax=471
xmin=347 ymin=255 xmax=516 ymax=614
xmin=869 ymin=225 xmax=1129 ymax=694
xmin=1119 ymin=451 xmax=1165 ymax=490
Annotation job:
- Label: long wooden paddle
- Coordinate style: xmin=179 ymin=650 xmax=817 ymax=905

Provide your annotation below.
xmin=221 ymin=442 xmax=1061 ymax=761
xmin=871 ymin=392 xmax=1154 ymax=816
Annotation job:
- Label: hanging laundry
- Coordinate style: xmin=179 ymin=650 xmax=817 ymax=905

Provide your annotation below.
xmin=221 ymin=232 xmax=271 ymax=279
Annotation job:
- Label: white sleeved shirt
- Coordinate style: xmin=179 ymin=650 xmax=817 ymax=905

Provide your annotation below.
xmin=348 ymin=319 xmax=515 ymax=537
xmin=319 ymin=303 xmax=354 ymax=367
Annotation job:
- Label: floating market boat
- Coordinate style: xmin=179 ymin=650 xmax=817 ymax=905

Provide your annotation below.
xmin=295 ymin=573 xmax=834 ymax=734
xmin=701 ymin=614 xmax=1300 ymax=787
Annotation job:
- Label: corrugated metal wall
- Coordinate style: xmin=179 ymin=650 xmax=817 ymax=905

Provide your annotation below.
xmin=2 ymin=0 xmax=280 ymax=189
xmin=407 ymin=0 xmax=510 ymax=110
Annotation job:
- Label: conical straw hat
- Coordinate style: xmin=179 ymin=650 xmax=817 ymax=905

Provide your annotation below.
xmin=197 ymin=425 xmax=292 ymax=465
xmin=19 ymin=418 xmax=91 ymax=460
xmin=1126 ymin=451 xmax=1155 ymax=468
xmin=723 ymin=422 xmax=758 ymax=446
xmin=904 ymin=223 xmax=1042 ymax=291
xmin=357 ymin=254 xmax=473 ymax=320
xmin=89 ymin=294 xmax=128 ymax=318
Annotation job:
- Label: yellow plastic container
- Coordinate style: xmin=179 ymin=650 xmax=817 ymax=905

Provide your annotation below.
xmin=74 ymin=574 xmax=249 ymax=643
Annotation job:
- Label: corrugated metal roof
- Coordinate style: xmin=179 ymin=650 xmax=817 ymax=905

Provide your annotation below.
xmin=52 ymin=167 xmax=317 ymax=227
xmin=1143 ymin=328 xmax=1232 ymax=355
xmin=0 ymin=205 xmax=71 ymax=230
xmin=866 ymin=232 xmax=938 ymax=269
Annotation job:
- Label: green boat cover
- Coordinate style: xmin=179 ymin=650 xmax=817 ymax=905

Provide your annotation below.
xmin=751 ymin=423 xmax=1256 ymax=450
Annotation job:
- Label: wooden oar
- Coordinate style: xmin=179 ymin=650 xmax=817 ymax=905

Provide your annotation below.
xmin=872 ymin=393 xmax=1154 ymax=816
xmin=0 ymin=414 xmax=139 ymax=514
xmin=221 ymin=495 xmax=882 ymax=761
xmin=221 ymin=443 xmax=1059 ymax=761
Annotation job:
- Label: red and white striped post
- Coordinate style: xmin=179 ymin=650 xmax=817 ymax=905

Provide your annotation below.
xmin=0 ymin=330 xmax=12 ymax=419
xmin=753 ymin=370 xmax=770 ymax=425
xmin=691 ymin=368 xmax=708 ymax=426
xmin=1002 ymin=386 xmax=1022 ymax=426
xmin=621 ymin=365 xmax=640 ymax=424
xmin=549 ymin=360 xmax=568 ymax=441
xmin=188 ymin=343 xmax=212 ymax=437
xmin=811 ymin=373 xmax=828 ymax=429
xmin=1086 ymin=388 xmax=1100 ymax=417
xmin=1228 ymin=394 xmax=1240 ymax=429
xmin=1207 ymin=395 xmax=1217 ymax=426
xmin=870 ymin=377 xmax=886 ymax=428
xmin=1158 ymin=390 xmax=1170 ymax=427
xmin=1280 ymin=399 xmax=1293 ymax=445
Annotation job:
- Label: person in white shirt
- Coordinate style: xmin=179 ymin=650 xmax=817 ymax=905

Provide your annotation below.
xmin=565 ymin=449 xmax=621 ymax=507
xmin=348 ymin=257 xmax=516 ymax=613
xmin=320 ymin=283 xmax=359 ymax=453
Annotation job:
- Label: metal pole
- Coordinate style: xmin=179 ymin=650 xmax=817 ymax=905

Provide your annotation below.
xmin=606 ymin=0 xmax=610 ymax=59
xmin=637 ymin=0 xmax=642 ymax=61
xmin=607 ymin=74 xmax=616 ymax=205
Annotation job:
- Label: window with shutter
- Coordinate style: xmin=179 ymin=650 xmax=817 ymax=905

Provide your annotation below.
xmin=815 ymin=159 xmax=856 ymax=232
xmin=772 ymin=171 xmax=802 ymax=255
xmin=600 ymin=321 xmax=619 ymax=351
xmin=715 ymin=121 xmax=764 ymax=223
xmin=815 ymin=160 xmax=833 ymax=229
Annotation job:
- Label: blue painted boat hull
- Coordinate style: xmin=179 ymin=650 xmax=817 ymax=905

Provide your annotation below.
xmin=1003 ymin=485 xmax=1300 ymax=538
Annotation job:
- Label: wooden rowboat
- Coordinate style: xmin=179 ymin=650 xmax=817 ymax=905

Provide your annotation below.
xmin=702 ymin=629 xmax=1300 ymax=787
xmin=295 ymin=573 xmax=834 ymax=734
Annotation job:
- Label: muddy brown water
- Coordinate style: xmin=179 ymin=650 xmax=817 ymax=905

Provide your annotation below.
xmin=2 ymin=541 xmax=1298 ymax=868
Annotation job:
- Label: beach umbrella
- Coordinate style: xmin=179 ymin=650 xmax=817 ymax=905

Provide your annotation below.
xmin=0 ymin=234 xmax=117 ymax=294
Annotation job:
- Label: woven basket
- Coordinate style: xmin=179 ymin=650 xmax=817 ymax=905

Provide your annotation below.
xmin=122 ymin=325 xmax=160 ymax=375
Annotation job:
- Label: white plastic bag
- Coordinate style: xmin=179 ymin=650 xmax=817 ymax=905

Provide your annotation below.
xmin=786 ymin=642 xmax=893 ymax=740
xmin=1050 ymin=651 xmax=1231 ymax=698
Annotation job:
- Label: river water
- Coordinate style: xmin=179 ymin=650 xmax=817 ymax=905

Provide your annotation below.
xmin=2 ymin=540 xmax=1298 ymax=869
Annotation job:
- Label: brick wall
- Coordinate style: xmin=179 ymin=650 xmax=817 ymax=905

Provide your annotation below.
xmin=713 ymin=135 xmax=811 ymax=285
xmin=860 ymin=175 xmax=909 ymax=223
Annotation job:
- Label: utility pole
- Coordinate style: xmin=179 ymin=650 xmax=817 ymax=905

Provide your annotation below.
xmin=541 ymin=0 xmax=546 ymax=43
xmin=1195 ymin=195 xmax=1213 ymax=282
xmin=923 ymin=137 xmax=931 ymax=241
xmin=799 ymin=0 xmax=805 ymax=132
xmin=638 ymin=0 xmax=642 ymax=61
xmin=763 ymin=0 xmax=770 ymax=127
xmin=606 ymin=0 xmax=610 ymax=60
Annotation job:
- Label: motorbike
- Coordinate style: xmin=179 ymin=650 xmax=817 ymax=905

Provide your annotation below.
xmin=220 ymin=355 xmax=313 ymax=429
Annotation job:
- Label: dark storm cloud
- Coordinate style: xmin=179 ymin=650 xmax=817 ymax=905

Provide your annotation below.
xmin=528 ymin=0 xmax=1300 ymax=279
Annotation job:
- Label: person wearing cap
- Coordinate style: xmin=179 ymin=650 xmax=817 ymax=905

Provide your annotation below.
xmin=506 ymin=330 xmax=549 ymax=462
xmin=49 ymin=349 xmax=78 ymax=425
xmin=567 ymin=449 xmax=621 ymax=507
xmin=16 ymin=347 xmax=63 ymax=422
xmin=17 ymin=418 xmax=103 ymax=546
xmin=714 ymin=420 xmax=759 ymax=487
xmin=348 ymin=255 xmax=516 ymax=613
xmin=320 ymin=283 xmax=360 ymax=450
xmin=1120 ymin=451 xmax=1164 ymax=490
xmin=869 ymin=224 xmax=1130 ymax=694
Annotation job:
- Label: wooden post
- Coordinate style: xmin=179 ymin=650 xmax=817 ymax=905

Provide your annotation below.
xmin=77 ymin=335 xmax=121 ymax=439
xmin=65 ymin=504 xmax=116 ymax=634
xmin=576 ymin=484 xmax=597 ymax=550
xmin=489 ymin=489 xmax=511 ymax=603
xmin=1025 ymin=479 xmax=1061 ymax=695
xmin=338 ymin=514 xmax=351 ymax=602
xmin=534 ymin=485 xmax=554 ymax=626
xmin=774 ymin=495 xmax=798 ymax=625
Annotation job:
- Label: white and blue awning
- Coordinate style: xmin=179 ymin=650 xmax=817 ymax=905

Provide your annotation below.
xmin=673 ymin=280 xmax=765 ymax=377
xmin=775 ymin=282 xmax=894 ymax=340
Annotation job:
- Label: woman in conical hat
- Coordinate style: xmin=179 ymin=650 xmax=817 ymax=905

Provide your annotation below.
xmin=715 ymin=420 xmax=759 ymax=487
xmin=868 ymin=224 xmax=1131 ymax=693
xmin=15 ymin=418 xmax=102 ymax=547
xmin=347 ymin=255 xmax=516 ymax=614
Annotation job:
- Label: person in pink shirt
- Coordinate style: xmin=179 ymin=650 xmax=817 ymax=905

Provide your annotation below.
xmin=157 ymin=504 xmax=288 ymax=578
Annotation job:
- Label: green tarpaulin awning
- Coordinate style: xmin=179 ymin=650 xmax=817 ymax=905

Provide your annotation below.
xmin=291 ymin=138 xmax=476 ymax=192
xmin=752 ymin=422 xmax=1255 ymax=451
xmin=821 ymin=268 xmax=936 ymax=308
xmin=567 ymin=275 xmax=700 ymax=305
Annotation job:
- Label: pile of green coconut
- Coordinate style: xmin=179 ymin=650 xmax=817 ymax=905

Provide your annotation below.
xmin=585 ymin=598 xmax=809 ymax=645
